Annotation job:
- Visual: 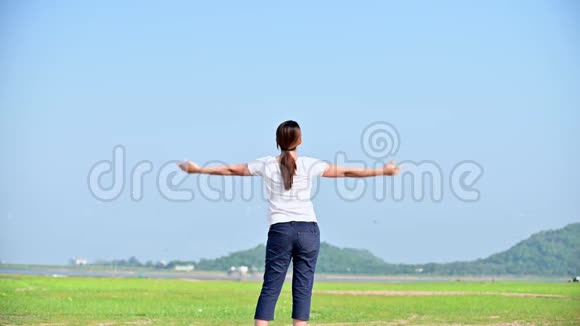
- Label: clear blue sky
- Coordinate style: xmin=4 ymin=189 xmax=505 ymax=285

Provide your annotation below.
xmin=1 ymin=1 xmax=579 ymax=265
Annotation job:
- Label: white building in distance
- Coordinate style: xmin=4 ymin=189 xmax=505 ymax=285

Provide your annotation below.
xmin=174 ymin=264 xmax=194 ymax=272
xmin=70 ymin=257 xmax=88 ymax=265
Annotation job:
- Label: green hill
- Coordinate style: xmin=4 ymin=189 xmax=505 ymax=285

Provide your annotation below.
xmin=177 ymin=223 xmax=580 ymax=276
xmin=459 ymin=222 xmax=578 ymax=275
xmin=195 ymin=244 xmax=266 ymax=271
xmin=193 ymin=242 xmax=395 ymax=273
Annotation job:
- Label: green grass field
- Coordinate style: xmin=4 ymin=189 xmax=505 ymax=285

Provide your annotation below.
xmin=1 ymin=274 xmax=579 ymax=325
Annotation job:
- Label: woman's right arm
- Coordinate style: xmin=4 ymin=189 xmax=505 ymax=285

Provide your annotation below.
xmin=322 ymin=160 xmax=402 ymax=178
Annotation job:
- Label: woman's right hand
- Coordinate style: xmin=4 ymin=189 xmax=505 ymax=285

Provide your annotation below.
xmin=178 ymin=160 xmax=201 ymax=174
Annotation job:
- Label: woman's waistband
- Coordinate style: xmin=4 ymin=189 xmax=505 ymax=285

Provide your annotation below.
xmin=270 ymin=221 xmax=318 ymax=227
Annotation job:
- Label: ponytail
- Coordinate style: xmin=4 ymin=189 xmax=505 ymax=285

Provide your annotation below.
xmin=275 ymin=120 xmax=301 ymax=191
xmin=280 ymin=150 xmax=297 ymax=190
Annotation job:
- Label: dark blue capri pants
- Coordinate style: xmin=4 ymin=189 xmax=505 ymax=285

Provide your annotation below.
xmin=254 ymin=221 xmax=320 ymax=321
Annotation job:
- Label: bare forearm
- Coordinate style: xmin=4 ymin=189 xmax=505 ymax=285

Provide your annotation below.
xmin=343 ymin=167 xmax=385 ymax=177
xmin=197 ymin=165 xmax=236 ymax=175
xmin=179 ymin=160 xmax=251 ymax=176
xmin=323 ymin=162 xmax=400 ymax=178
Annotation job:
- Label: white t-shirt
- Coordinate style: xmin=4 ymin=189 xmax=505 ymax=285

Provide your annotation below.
xmin=247 ymin=155 xmax=329 ymax=225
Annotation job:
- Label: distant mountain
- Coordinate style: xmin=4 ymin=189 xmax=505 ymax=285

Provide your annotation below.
xmin=190 ymin=242 xmax=409 ymax=274
xmin=195 ymin=244 xmax=266 ymax=271
xmin=426 ymin=222 xmax=580 ymax=276
xmin=177 ymin=223 xmax=580 ymax=276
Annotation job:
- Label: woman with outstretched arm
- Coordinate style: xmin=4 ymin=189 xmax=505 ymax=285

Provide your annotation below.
xmin=178 ymin=120 xmax=402 ymax=326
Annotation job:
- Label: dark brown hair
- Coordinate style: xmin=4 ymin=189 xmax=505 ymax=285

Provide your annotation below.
xmin=276 ymin=120 xmax=301 ymax=190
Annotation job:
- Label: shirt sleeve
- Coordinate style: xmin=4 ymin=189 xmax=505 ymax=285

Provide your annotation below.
xmin=308 ymin=157 xmax=330 ymax=177
xmin=247 ymin=156 xmax=269 ymax=176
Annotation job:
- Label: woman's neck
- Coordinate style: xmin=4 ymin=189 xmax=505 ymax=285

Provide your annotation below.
xmin=276 ymin=150 xmax=298 ymax=160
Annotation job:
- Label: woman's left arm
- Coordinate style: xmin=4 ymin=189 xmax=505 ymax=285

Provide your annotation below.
xmin=178 ymin=160 xmax=252 ymax=176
